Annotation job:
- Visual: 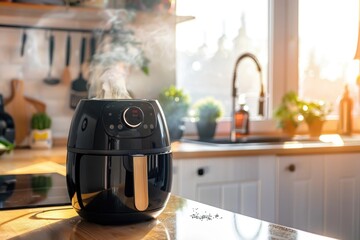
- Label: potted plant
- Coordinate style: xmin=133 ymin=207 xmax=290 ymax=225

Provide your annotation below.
xmin=299 ymin=100 xmax=332 ymax=137
xmin=273 ymin=91 xmax=302 ymax=136
xmin=158 ymin=85 xmax=190 ymax=141
xmin=192 ymin=97 xmax=224 ymax=140
xmin=0 ymin=136 xmax=14 ymax=156
xmin=30 ymin=112 xmax=52 ymax=149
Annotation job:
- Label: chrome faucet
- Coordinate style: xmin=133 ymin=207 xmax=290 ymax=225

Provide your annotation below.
xmin=231 ymin=52 xmax=264 ymax=141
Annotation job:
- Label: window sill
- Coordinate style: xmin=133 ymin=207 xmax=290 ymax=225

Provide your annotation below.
xmin=183 ymin=116 xmax=360 ymax=138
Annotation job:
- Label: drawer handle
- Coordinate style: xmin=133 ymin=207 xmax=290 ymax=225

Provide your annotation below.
xmin=287 ymin=164 xmax=296 ymax=172
xmin=197 ymin=168 xmax=205 ymax=176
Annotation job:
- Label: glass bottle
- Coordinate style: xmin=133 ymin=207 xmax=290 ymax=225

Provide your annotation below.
xmin=234 ymin=97 xmax=249 ymax=137
xmin=338 ymin=84 xmax=353 ymax=135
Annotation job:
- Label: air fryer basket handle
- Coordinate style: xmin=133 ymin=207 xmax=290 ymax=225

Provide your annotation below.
xmin=133 ymin=155 xmax=149 ymax=211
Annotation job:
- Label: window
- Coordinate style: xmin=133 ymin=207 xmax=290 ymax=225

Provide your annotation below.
xmin=176 ymin=0 xmax=269 ymax=118
xmin=176 ymin=0 xmax=360 ymax=133
xmin=299 ymin=0 xmax=359 ymax=115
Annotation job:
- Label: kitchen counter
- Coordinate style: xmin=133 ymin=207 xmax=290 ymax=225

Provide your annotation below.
xmin=172 ymin=134 xmax=360 ymax=158
xmin=1 ymin=134 xmax=360 ymax=165
xmin=0 ymin=194 xmax=335 ymax=240
xmin=0 ymin=147 xmax=67 ymax=175
xmin=0 ymin=136 xmax=353 ymax=239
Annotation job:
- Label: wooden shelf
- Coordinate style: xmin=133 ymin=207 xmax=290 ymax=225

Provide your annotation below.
xmin=0 ymin=2 xmax=111 ymax=31
xmin=176 ymin=15 xmax=195 ymax=24
xmin=0 ymin=2 xmax=109 ymax=21
xmin=0 ymin=2 xmax=193 ymax=32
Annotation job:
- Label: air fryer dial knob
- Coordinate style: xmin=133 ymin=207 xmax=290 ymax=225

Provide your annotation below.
xmin=123 ymin=107 xmax=144 ymax=128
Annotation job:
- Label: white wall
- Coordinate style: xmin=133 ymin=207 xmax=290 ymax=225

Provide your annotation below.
xmin=0 ymin=14 xmax=175 ymax=138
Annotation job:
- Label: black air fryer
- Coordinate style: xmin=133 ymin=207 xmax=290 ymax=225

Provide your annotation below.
xmin=66 ymin=99 xmax=172 ymax=224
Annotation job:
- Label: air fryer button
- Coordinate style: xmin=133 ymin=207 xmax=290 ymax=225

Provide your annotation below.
xmin=81 ymin=118 xmax=88 ymax=131
xmin=123 ymin=107 xmax=144 ymax=128
xmin=102 ymin=101 xmax=157 ymax=138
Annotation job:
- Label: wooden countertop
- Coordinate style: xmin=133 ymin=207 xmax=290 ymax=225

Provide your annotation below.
xmin=1 ymin=134 xmax=360 ymax=165
xmin=0 ymin=194 xmax=335 ymax=240
xmin=0 ymin=141 xmax=342 ymax=239
xmin=0 ymin=147 xmax=67 ymax=175
xmin=172 ymin=134 xmax=360 ymax=158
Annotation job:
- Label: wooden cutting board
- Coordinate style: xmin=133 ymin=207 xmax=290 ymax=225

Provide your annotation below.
xmin=4 ymin=79 xmax=46 ymax=146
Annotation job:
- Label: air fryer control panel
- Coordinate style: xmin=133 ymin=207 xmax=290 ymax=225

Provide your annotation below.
xmin=102 ymin=101 xmax=157 ymax=138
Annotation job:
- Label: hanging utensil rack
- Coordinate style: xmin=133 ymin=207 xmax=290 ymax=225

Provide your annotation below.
xmin=0 ymin=23 xmax=100 ymax=33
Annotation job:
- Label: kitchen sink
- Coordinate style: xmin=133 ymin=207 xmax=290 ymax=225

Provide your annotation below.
xmin=182 ymin=135 xmax=322 ymax=145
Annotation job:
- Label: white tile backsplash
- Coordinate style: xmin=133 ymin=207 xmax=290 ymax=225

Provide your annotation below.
xmin=0 ymin=16 xmax=175 ymax=139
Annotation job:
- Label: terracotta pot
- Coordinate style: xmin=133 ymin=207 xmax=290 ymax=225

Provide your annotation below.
xmin=307 ymin=119 xmax=324 ymax=137
xmin=281 ymin=120 xmax=297 ymax=136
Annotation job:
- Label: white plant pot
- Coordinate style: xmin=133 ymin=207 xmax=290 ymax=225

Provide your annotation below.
xmin=30 ymin=129 xmax=52 ymax=149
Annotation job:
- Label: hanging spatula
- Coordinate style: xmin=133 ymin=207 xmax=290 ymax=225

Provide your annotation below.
xmin=44 ymin=32 xmax=60 ymax=85
xmin=20 ymin=29 xmax=27 ymax=57
xmin=70 ymin=36 xmax=88 ymax=109
xmin=61 ymin=33 xmax=72 ymax=86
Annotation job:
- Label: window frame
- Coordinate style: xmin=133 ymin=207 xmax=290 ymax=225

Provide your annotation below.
xmin=181 ymin=0 xmax=360 ymax=137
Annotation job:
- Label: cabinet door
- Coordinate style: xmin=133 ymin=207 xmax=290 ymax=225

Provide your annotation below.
xmin=324 ymin=153 xmax=360 ymax=240
xmin=277 ymin=155 xmax=324 ymax=235
xmin=176 ymin=156 xmax=276 ymax=222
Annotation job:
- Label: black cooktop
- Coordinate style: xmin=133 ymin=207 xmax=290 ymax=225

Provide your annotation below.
xmin=0 ymin=173 xmax=71 ymax=210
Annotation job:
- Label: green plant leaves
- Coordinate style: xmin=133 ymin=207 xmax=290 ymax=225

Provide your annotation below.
xmin=31 ymin=113 xmax=52 ymax=130
xmin=274 ymin=91 xmax=332 ymax=128
xmin=192 ymin=97 xmax=224 ymax=122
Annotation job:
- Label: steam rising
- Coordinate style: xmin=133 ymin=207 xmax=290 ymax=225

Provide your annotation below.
xmin=88 ymin=10 xmax=149 ymax=99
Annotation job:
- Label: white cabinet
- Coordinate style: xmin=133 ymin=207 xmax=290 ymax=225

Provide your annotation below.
xmin=172 ymin=151 xmax=360 ymax=240
xmin=173 ymin=155 xmax=276 ymax=222
xmin=277 ymin=155 xmax=325 ymax=235
xmin=277 ymin=152 xmax=360 ymax=240
xmin=323 ymin=153 xmax=360 ymax=240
